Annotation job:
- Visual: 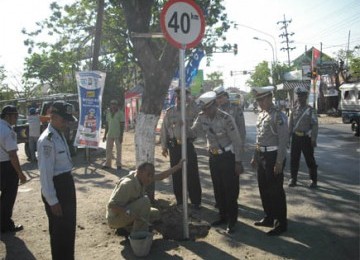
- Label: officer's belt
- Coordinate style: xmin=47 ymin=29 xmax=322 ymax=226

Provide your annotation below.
xmin=209 ymin=144 xmax=233 ymax=155
xmin=168 ymin=138 xmax=194 ymax=146
xmin=294 ymin=130 xmax=310 ymax=137
xmin=256 ymin=145 xmax=278 ymax=152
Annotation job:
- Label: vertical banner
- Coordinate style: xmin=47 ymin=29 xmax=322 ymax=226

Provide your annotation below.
xmin=74 ymin=71 xmax=106 ymax=148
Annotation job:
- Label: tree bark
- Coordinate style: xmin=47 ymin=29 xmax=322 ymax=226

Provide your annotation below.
xmin=92 ymin=0 xmax=105 ymax=70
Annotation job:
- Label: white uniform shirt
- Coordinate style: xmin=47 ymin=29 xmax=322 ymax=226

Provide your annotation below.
xmin=27 ymin=115 xmax=41 ymax=137
xmin=0 ymin=119 xmax=18 ymax=162
xmin=37 ymin=124 xmax=73 ymax=206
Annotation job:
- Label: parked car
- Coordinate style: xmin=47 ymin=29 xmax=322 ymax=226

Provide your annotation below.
xmin=2 ymin=93 xmax=79 ymax=158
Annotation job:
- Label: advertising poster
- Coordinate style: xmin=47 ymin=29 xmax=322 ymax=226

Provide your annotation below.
xmin=74 ymin=71 xmax=106 ymax=148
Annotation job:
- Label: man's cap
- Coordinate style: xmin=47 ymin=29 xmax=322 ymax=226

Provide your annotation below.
xmin=197 ymin=91 xmax=216 ymax=109
xmin=29 ymin=107 xmax=36 ymax=115
xmin=295 ymin=86 xmax=309 ymax=95
xmin=213 ymin=86 xmax=227 ymax=97
xmin=110 ymin=99 xmax=118 ymax=105
xmin=1 ymin=105 xmax=18 ymax=117
xmin=51 ymin=101 xmax=75 ymax=121
xmin=251 ymin=86 xmax=274 ymax=100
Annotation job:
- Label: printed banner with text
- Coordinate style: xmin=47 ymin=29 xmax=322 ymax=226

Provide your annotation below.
xmin=74 ymin=71 xmax=106 ymax=148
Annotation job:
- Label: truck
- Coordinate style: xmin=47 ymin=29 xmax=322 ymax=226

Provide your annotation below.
xmin=0 ymin=93 xmax=79 ymax=157
xmin=338 ymin=82 xmax=360 ymax=136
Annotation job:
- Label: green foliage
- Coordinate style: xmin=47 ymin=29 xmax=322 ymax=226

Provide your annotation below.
xmin=246 ymin=61 xmax=271 ymax=87
xmin=207 ymin=71 xmax=224 ymax=88
xmin=350 ymin=58 xmax=360 ymax=81
xmin=21 ymin=0 xmax=230 ymax=114
xmin=0 ymin=65 xmax=16 ymax=100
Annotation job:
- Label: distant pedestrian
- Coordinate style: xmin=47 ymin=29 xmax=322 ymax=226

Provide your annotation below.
xmin=37 ymin=101 xmax=76 ymax=260
xmin=102 ymin=100 xmax=125 ymax=171
xmin=288 ymin=86 xmax=318 ymax=188
xmin=27 ymin=107 xmax=41 ymax=162
xmin=250 ymin=86 xmax=288 ymax=236
xmin=0 ymin=105 xmax=27 ymax=234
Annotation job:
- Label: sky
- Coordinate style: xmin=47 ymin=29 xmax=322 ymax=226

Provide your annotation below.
xmin=0 ymin=0 xmax=359 ymax=92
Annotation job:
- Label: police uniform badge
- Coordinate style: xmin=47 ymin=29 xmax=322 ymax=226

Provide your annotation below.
xmin=43 ymin=145 xmax=52 ymax=158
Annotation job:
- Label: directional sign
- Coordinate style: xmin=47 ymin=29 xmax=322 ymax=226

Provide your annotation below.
xmin=161 ymin=0 xmax=205 ymax=49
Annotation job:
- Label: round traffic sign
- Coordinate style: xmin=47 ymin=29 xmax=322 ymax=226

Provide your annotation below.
xmin=160 ymin=0 xmax=205 ymax=49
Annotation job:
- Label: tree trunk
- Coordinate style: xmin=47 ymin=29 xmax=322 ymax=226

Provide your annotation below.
xmin=92 ymin=0 xmax=104 ymax=70
xmin=134 ymin=112 xmax=159 ymax=166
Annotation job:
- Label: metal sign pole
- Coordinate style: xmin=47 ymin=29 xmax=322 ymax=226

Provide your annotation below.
xmin=179 ymin=46 xmax=189 ymax=239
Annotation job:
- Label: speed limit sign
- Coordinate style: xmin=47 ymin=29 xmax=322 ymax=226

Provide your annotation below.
xmin=160 ymin=0 xmax=205 ymax=49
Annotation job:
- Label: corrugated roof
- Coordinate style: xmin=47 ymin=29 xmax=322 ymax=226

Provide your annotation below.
xmin=277 ymin=81 xmax=311 ymax=91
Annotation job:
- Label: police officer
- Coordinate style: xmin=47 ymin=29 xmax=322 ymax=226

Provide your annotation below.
xmin=0 ymin=105 xmax=27 ymax=233
xmin=288 ymin=86 xmax=318 ymax=188
xmin=191 ymin=91 xmax=244 ymax=234
xmin=38 ymin=101 xmax=76 ymax=260
xmin=214 ymin=86 xmax=246 ymax=151
xmin=160 ymin=87 xmax=202 ymax=208
xmin=250 ymin=86 xmax=288 ymax=236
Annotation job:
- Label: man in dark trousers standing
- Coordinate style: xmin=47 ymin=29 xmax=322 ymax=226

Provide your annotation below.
xmin=191 ymin=91 xmax=244 ymax=234
xmin=288 ymin=86 xmax=318 ymax=188
xmin=250 ymin=86 xmax=288 ymax=236
xmin=160 ymin=87 xmax=202 ymax=208
xmin=0 ymin=105 xmax=27 ymax=233
xmin=38 ymin=101 xmax=76 ymax=260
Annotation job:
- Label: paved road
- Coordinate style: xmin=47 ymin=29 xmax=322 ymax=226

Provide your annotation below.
xmin=242 ymin=110 xmax=360 ymax=260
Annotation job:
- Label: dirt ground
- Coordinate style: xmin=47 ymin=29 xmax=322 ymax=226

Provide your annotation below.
xmin=0 ymin=114 xmax=358 ymax=260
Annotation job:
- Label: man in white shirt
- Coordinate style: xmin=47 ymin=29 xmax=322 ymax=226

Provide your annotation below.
xmin=0 ymin=105 xmax=27 ymax=233
xmin=37 ymin=101 xmax=76 ymax=260
xmin=27 ymin=107 xmax=41 ymax=162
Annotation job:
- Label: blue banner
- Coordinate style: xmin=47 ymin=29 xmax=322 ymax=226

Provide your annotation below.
xmin=166 ymin=48 xmax=205 ymax=108
xmin=74 ymin=71 xmax=106 ymax=148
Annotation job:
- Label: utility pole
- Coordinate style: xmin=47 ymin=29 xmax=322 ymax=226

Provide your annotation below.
xmin=277 ymin=14 xmax=295 ymax=66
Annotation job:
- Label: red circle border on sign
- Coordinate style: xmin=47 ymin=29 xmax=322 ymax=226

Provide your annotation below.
xmin=160 ymin=0 xmax=205 ymax=49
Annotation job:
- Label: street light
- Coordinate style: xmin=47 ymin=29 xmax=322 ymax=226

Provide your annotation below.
xmin=235 ymin=23 xmax=278 ymax=61
xmin=253 ymin=36 xmax=275 ymax=85
xmin=253 ymin=36 xmax=275 ymax=66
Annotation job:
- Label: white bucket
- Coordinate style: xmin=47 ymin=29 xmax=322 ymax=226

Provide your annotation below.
xmin=129 ymin=231 xmax=153 ymax=257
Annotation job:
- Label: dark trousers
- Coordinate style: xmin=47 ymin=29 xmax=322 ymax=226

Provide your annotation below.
xmin=42 ymin=172 xmax=76 ymax=260
xmin=257 ymin=151 xmax=287 ymax=227
xmin=168 ymin=141 xmax=201 ymax=205
xmin=209 ymin=151 xmax=239 ymax=225
xmin=0 ymin=161 xmax=19 ymax=231
xmin=290 ymin=134 xmax=318 ymax=182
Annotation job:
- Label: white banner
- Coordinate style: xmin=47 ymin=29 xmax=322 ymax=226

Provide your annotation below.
xmin=74 ymin=71 xmax=106 ymax=148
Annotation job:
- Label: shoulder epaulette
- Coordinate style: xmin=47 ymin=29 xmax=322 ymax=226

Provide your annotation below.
xmin=47 ymin=132 xmax=53 ymax=141
xmin=218 ymin=110 xmax=229 ymax=119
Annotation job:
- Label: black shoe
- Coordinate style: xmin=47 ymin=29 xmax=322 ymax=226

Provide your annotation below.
xmin=226 ymin=222 xmax=237 ymax=234
xmin=309 ymin=181 xmax=317 ymax=188
xmin=117 ymin=166 xmax=122 ymax=171
xmin=1 ymin=224 xmax=24 ymax=233
xmin=211 ymin=219 xmax=226 ymax=226
xmin=288 ymin=179 xmax=297 ymax=187
xmin=267 ymin=225 xmax=287 ymax=236
xmin=254 ymin=218 xmax=274 ymax=227
xmin=102 ymin=165 xmax=111 ymax=170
